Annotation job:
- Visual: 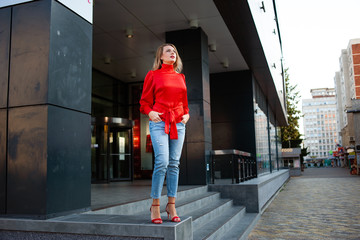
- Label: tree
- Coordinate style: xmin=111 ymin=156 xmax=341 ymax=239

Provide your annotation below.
xmin=300 ymin=147 xmax=310 ymax=170
xmin=281 ymin=68 xmax=302 ymax=148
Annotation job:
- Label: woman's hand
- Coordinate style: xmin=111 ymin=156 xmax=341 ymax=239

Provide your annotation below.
xmin=149 ymin=111 xmax=163 ymax=123
xmin=181 ymin=114 xmax=190 ymax=124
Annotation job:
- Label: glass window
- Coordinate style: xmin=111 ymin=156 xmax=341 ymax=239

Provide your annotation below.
xmin=254 ymin=104 xmax=270 ymax=175
xmin=269 ymin=122 xmax=277 ymax=171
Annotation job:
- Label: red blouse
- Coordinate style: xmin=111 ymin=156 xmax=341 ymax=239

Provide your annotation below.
xmin=140 ymin=64 xmax=189 ymax=139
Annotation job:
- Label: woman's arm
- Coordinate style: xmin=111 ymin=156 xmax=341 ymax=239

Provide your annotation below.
xmin=140 ymin=71 xmax=155 ymax=115
xmin=181 ymin=74 xmax=190 ymax=124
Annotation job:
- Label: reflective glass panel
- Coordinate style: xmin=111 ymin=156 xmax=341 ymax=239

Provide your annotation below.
xmin=254 ymin=104 xmax=270 ymax=175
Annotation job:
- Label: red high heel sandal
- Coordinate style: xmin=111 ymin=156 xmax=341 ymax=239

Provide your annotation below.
xmin=150 ymin=205 xmax=163 ymax=224
xmin=166 ymin=203 xmax=181 ymax=222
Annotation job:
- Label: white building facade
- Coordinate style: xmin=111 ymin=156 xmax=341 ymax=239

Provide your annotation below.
xmin=334 ymin=72 xmax=343 ymax=145
xmin=334 ymin=38 xmax=360 ymax=148
xmin=303 ymin=88 xmax=338 ymax=158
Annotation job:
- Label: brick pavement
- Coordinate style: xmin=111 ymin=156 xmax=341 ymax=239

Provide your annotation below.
xmin=248 ymin=167 xmax=360 ymax=240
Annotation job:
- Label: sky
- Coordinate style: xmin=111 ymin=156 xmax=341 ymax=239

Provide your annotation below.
xmin=275 ymin=0 xmax=360 ymax=133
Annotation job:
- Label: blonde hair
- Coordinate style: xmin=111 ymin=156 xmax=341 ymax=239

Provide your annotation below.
xmin=152 ymin=43 xmax=183 ymax=73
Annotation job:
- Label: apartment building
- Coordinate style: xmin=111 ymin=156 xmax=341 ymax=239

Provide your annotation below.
xmin=334 ymin=39 xmax=360 ymax=148
xmin=303 ymin=88 xmax=338 ymax=158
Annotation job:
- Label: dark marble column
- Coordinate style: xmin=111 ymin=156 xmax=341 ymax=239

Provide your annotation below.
xmin=210 ymin=71 xmax=256 ymax=155
xmin=0 ymin=8 xmax=10 ymax=109
xmin=0 ymin=7 xmax=11 ymax=215
xmin=0 ymin=109 xmax=6 ymax=214
xmin=0 ymin=0 xmax=92 ymax=218
xmin=166 ymin=28 xmax=212 ymax=185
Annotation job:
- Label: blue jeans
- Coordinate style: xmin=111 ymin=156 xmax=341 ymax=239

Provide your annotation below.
xmin=149 ymin=121 xmax=186 ymax=199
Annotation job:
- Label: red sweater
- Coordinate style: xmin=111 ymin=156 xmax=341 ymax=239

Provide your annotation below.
xmin=140 ymin=64 xmax=189 ymax=139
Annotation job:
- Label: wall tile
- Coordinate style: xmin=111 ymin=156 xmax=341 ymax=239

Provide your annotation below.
xmin=48 ymin=1 xmax=92 ymax=113
xmin=47 ymin=105 xmax=91 ymax=214
xmin=9 ymin=1 xmax=51 ymax=107
xmin=7 ymin=105 xmax=48 ymax=216
xmin=0 ymin=109 xmax=6 ymax=213
xmin=0 ymin=8 xmax=11 ymax=108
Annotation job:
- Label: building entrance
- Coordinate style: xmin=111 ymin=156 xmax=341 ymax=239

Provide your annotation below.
xmin=91 ymin=117 xmax=134 ymax=183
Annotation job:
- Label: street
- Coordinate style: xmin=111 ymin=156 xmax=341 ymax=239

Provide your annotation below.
xmin=248 ymin=167 xmax=360 ymax=240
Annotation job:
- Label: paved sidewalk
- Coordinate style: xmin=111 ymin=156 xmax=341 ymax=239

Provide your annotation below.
xmin=248 ymin=167 xmax=360 ymax=240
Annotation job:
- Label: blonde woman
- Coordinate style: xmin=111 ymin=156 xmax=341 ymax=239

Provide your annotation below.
xmin=140 ymin=43 xmax=190 ymax=224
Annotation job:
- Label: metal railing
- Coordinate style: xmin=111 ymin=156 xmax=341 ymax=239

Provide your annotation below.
xmin=211 ymin=149 xmax=257 ymax=184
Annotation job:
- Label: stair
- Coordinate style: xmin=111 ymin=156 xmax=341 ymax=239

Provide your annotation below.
xmin=84 ymin=185 xmax=260 ymax=240
xmin=2 ymin=173 xmax=288 ymax=239
xmin=0 ymin=185 xmax=260 ymax=240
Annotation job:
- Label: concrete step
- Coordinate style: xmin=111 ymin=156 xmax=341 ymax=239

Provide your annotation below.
xmin=0 ymin=184 xmax=260 ymax=240
xmin=191 ymin=198 xmax=234 ymax=230
xmin=128 ymin=191 xmax=221 ymax=218
xmin=175 ymin=191 xmax=221 ymax=216
xmin=89 ymin=185 xmax=209 ymax=215
xmin=220 ymin=213 xmax=260 ymax=240
xmin=1 ymin=214 xmax=193 ymax=240
xmin=1 ymin=171 xmax=288 ymax=239
xmin=176 ymin=185 xmax=209 ymax=201
xmin=193 ymin=205 xmax=246 ymax=240
xmin=88 ymin=185 xmax=256 ymax=240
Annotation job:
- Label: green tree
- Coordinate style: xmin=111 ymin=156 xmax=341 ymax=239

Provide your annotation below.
xmin=300 ymin=147 xmax=310 ymax=170
xmin=281 ymin=68 xmax=302 ymax=148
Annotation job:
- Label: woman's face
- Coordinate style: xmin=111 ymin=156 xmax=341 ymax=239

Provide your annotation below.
xmin=161 ymin=45 xmax=176 ymax=65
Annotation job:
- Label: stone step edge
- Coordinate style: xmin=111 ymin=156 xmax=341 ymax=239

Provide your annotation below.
xmin=201 ymin=206 xmax=246 ymax=240
xmin=0 ymin=216 xmax=193 ymax=240
xmin=191 ymin=198 xmax=234 ymax=231
xmin=238 ymin=213 xmax=261 ymax=240
xmin=88 ymin=185 xmax=209 ymax=215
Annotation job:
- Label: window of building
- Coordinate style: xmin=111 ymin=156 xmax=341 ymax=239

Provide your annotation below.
xmin=254 ymin=103 xmax=270 ymax=175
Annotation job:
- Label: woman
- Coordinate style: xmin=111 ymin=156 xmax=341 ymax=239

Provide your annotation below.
xmin=140 ymin=43 xmax=190 ymax=224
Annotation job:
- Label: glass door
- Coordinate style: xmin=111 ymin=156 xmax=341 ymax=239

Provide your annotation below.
xmin=91 ymin=124 xmax=108 ymax=182
xmin=108 ymin=127 xmax=132 ymax=180
xmin=91 ymin=117 xmax=134 ymax=183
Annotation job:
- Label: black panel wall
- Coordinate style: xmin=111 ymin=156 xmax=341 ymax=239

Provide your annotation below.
xmin=47 ymin=105 xmax=91 ymax=215
xmin=0 ymin=8 xmax=10 ymax=108
xmin=0 ymin=7 xmax=11 ymax=214
xmin=92 ymin=69 xmax=129 ymax=118
xmin=0 ymin=110 xmax=6 ymax=214
xmin=48 ymin=3 xmax=92 ymax=113
xmin=1 ymin=0 xmax=92 ymax=218
xmin=9 ymin=1 xmax=51 ymax=107
xmin=210 ymin=71 xmax=256 ymax=155
xmin=7 ymin=106 xmax=48 ymax=216
xmin=166 ymin=28 xmax=212 ymax=185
